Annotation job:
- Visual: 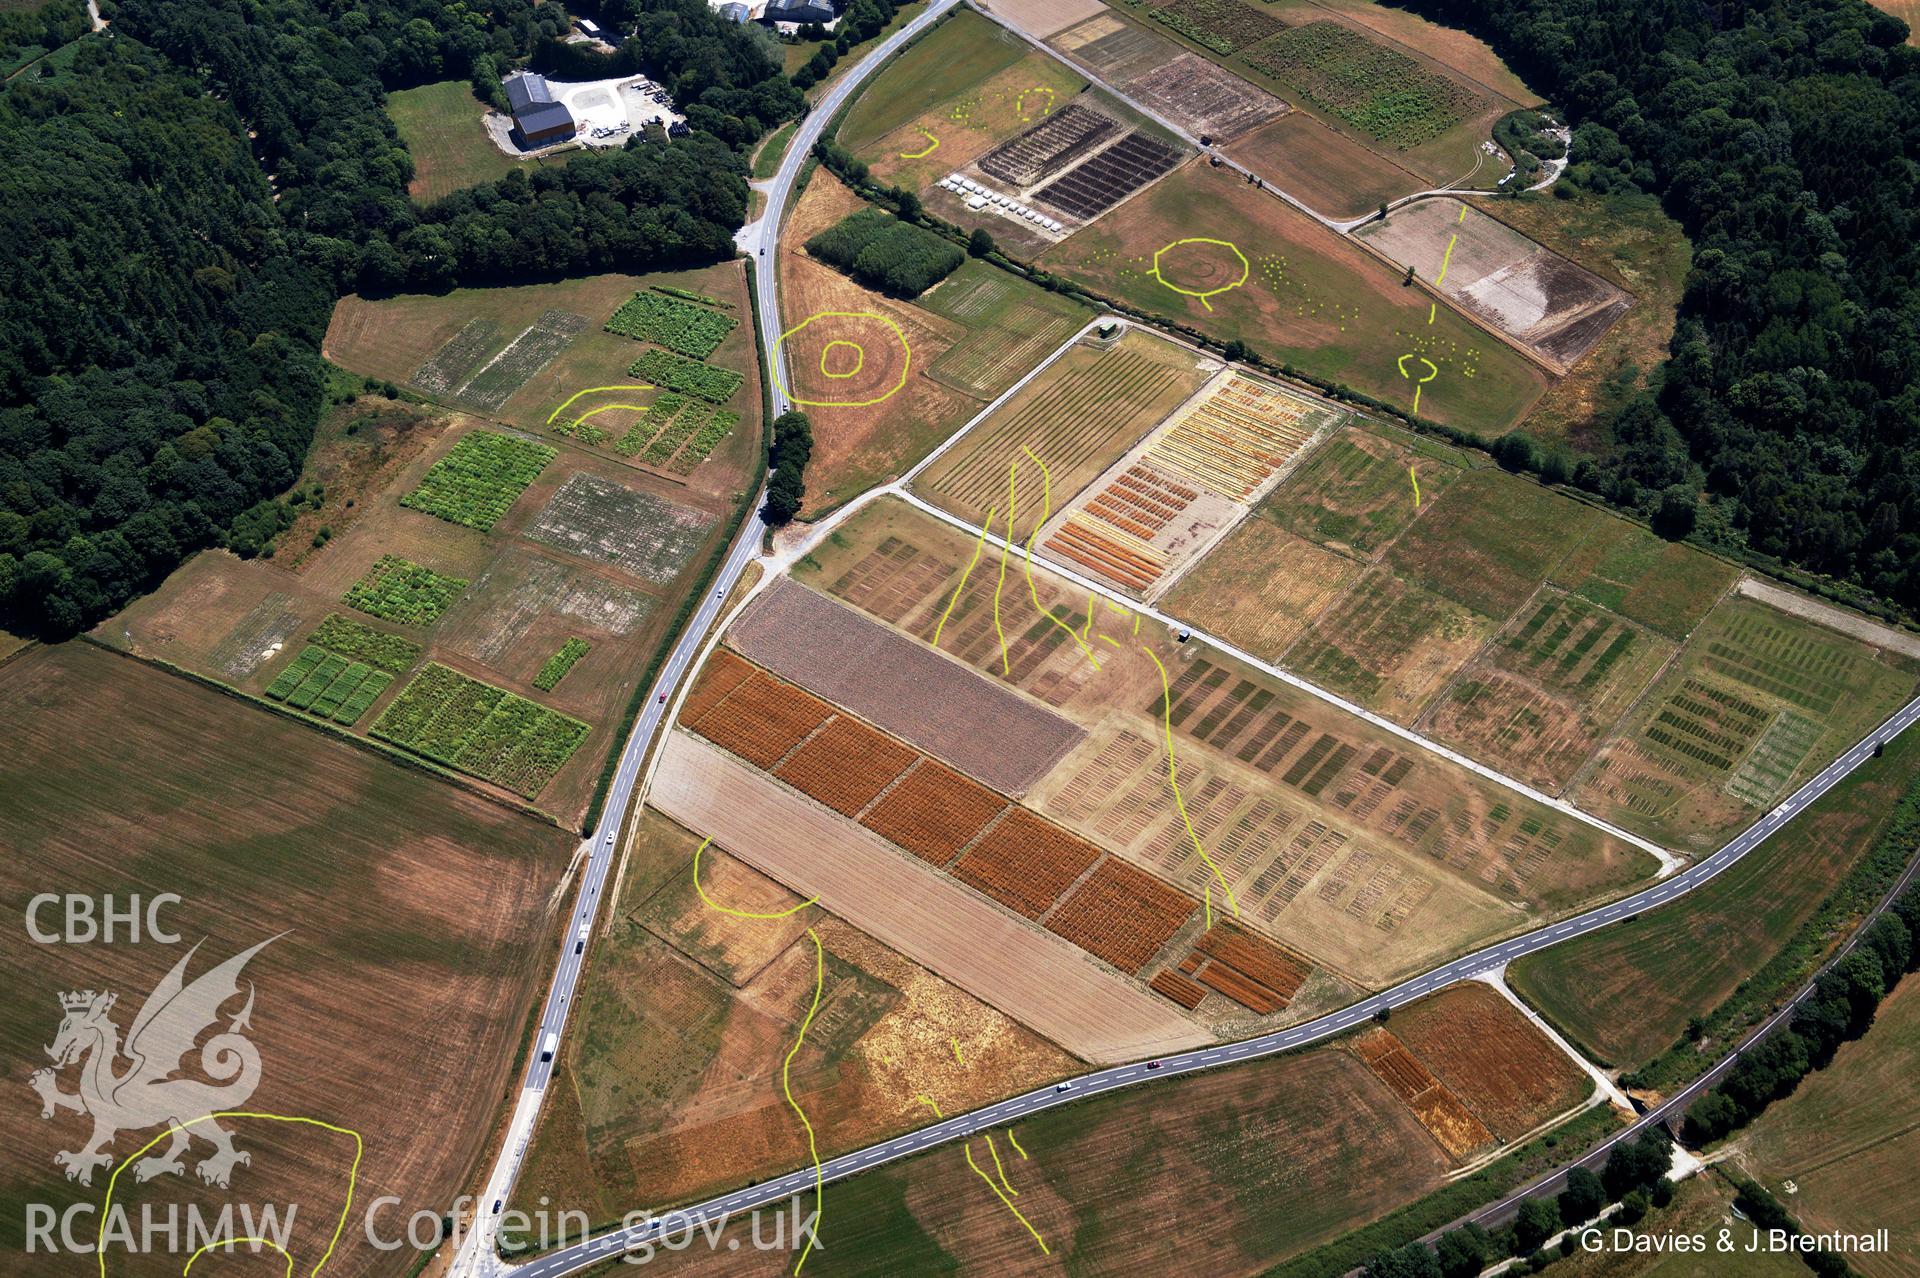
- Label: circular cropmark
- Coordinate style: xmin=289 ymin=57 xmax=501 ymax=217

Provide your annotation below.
xmin=820 ymin=340 xmax=865 ymax=379
xmin=773 ymin=311 xmax=912 ymax=409
xmin=1149 ymin=237 xmax=1250 ymax=312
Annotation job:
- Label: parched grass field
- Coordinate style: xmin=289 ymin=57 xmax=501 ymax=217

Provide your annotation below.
xmin=1570 ymin=595 xmax=1920 ymax=851
xmin=385 ymin=79 xmax=571 ymax=203
xmin=1225 ymin=109 xmax=1426 ymax=219
xmin=839 ymin=9 xmax=1029 ymax=150
xmin=1547 ymin=516 xmax=1737 ymax=639
xmin=854 ymin=31 xmax=1089 ymax=197
xmin=643 ymin=1039 xmax=1452 ymax=1277
xmin=1160 ymin=517 xmax=1359 ymax=661
xmin=1735 ymin=975 xmax=1920 ymax=1278
xmin=0 ymin=644 xmax=571 ymax=1276
xmin=1041 ymin=160 xmax=1549 ymax=432
xmin=1259 ymin=423 xmax=1472 ymax=560
xmin=511 ymin=808 xmax=1079 ymax=1218
xmin=1385 ymin=468 xmax=1606 ymax=619
xmin=1512 ymin=726 xmax=1920 ymax=1068
xmin=782 ymin=175 xmax=987 ymax=517
xmin=915 ymin=326 xmax=1214 ymax=539
xmin=918 ymin=258 xmax=1094 ymax=398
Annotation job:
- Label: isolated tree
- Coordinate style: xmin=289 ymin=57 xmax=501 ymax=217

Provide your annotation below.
xmin=1434 ymin=1224 xmax=1489 ymax=1278
xmin=968 ymin=227 xmax=996 ymax=257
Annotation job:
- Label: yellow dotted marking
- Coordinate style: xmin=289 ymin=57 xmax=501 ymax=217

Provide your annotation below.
xmin=933 ymin=505 xmax=997 ymax=649
xmin=1143 ymin=648 xmax=1240 ymax=927
xmin=1015 ymin=85 xmax=1056 ymax=120
xmin=773 ymin=311 xmax=911 ymax=408
xmin=820 ymin=339 xmax=864 ymax=380
xmin=546 ymin=383 xmax=655 ymax=425
xmin=99 ymin=1111 xmax=363 ymax=1278
xmin=1149 ymin=237 xmax=1250 ymax=312
xmin=900 ymin=127 xmax=940 ymax=159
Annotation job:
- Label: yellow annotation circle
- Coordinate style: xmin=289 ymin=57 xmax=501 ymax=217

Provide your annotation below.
xmin=1015 ymin=86 xmax=1056 ymax=121
xmin=1150 ymin=237 xmax=1250 ymax=312
xmin=821 ymin=339 xmax=865 ymax=379
xmin=774 ymin=311 xmax=911 ymax=408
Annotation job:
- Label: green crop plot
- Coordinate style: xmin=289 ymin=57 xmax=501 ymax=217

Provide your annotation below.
xmin=1151 ymin=0 xmax=1283 ymax=54
xmin=629 ymin=349 xmax=744 ymax=404
xmin=265 ymin=646 xmax=327 ymax=700
xmin=371 ymin=662 xmax=590 ymax=798
xmin=533 ymin=638 xmax=592 ymax=691
xmin=614 ymin=393 xmax=686 ymax=458
xmin=1242 ymin=22 xmax=1485 ymax=147
xmin=344 ymin=555 xmax=470 ymax=626
xmin=309 ymin=613 xmax=424 ymax=673
xmin=605 ymin=291 xmax=738 ymax=358
xmin=665 ymin=409 xmax=741 ymax=475
xmin=263 ymin=643 xmax=394 ymax=726
xmin=401 ymin=430 xmax=556 ymax=531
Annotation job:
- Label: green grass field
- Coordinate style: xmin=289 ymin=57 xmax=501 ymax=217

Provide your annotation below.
xmin=1260 ymin=425 xmax=1469 ymax=560
xmin=1384 ymin=468 xmax=1605 ymax=618
xmin=1548 ymin=517 xmax=1737 ymax=639
xmin=836 ymin=9 xmax=1027 ymax=150
xmin=1512 ymin=727 xmax=1920 ymax=1067
xmin=386 ymin=79 xmax=571 ymax=203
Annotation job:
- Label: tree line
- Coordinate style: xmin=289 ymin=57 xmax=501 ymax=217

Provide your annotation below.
xmin=1400 ymin=0 xmax=1920 ymax=614
xmin=0 ymin=0 xmax=799 ymax=638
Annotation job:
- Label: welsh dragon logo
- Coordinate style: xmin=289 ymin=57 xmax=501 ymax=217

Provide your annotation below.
xmin=29 ymin=938 xmax=273 ymax=1189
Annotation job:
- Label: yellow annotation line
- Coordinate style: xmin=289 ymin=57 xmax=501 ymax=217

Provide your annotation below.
xmin=546 ymin=384 xmax=653 ymax=425
xmin=965 ymin=1143 xmax=1050 ymax=1254
xmin=1018 ymin=447 xmax=1102 ymax=668
xmin=184 ymin=1238 xmax=294 ymax=1277
xmin=693 ymin=837 xmax=817 ymax=918
xmin=1143 ymin=648 xmax=1240 ymax=926
xmin=573 ymin=402 xmax=650 ymax=426
xmin=900 ymin=128 xmax=940 ymax=159
xmin=1410 ymin=465 xmax=1422 ymax=508
xmin=932 ymin=505 xmax=996 ymax=649
xmin=991 ymin=465 xmax=1019 ymax=674
xmin=1007 ymin=1128 xmax=1029 ymax=1160
xmin=950 ymin=1037 xmax=966 ymax=1066
xmin=785 ymin=930 xmax=827 ymax=1275
xmin=99 ymin=1111 xmax=363 ymax=1278
xmin=1435 ymin=233 xmax=1460 ymax=286
xmin=915 ymin=1094 xmax=945 ymax=1120
xmin=985 ymin=1133 xmax=1018 ymax=1196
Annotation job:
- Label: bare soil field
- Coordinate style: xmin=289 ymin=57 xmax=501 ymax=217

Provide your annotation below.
xmin=1052 ymin=12 xmax=1287 ymax=139
xmin=978 ymin=0 xmax=1106 ymax=39
xmin=1041 ymin=160 xmax=1550 ymax=432
xmin=1356 ymin=197 xmax=1632 ymax=374
xmin=511 ymin=809 xmax=1077 ymax=1218
xmin=1161 ymin=516 xmax=1360 ymax=661
xmin=1571 ymin=595 xmax=1920 ymax=852
xmin=651 ymin=731 xmax=1212 ymax=1061
xmin=728 ymin=578 xmax=1087 ymax=793
xmin=0 ymin=644 xmax=571 ymax=1278
xmin=1226 ymin=110 xmax=1426 ymax=219
xmin=1420 ymin=586 xmax=1678 ymax=792
xmin=781 ymin=178 xmax=986 ymax=516
xmin=1388 ymin=982 xmax=1592 ymax=1141
xmin=638 ymin=1042 xmax=1452 ymax=1277
xmin=916 ymin=325 xmax=1216 ymax=539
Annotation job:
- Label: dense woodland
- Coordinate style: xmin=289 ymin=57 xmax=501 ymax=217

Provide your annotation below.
xmin=1406 ymin=0 xmax=1920 ymax=611
xmin=0 ymin=0 xmax=787 ymax=637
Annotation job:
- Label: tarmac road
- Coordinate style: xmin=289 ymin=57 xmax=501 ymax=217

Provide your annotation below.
xmin=499 ymin=694 xmax=1920 ymax=1277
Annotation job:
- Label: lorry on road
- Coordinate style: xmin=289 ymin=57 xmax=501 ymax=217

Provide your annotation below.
xmin=541 ymin=1032 xmax=558 ymax=1062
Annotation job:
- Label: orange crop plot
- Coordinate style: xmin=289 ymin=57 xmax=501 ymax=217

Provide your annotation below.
xmin=1044 ymin=857 xmax=1197 ymax=973
xmin=1045 ymin=513 xmax=1167 ymax=589
xmin=679 ymin=649 xmax=756 ymax=726
xmin=774 ymin=714 xmax=920 ymax=816
xmin=1351 ymin=1028 xmax=1493 ymax=1161
xmin=1195 ymin=958 xmax=1288 ymax=1014
xmin=686 ymin=668 xmax=833 ymax=769
xmin=858 ymin=758 xmax=1008 ymax=864
xmin=1193 ymin=923 xmax=1311 ymax=1004
xmin=1149 ymin=968 xmax=1208 ymax=1008
xmin=953 ymin=807 xmax=1101 ymax=918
